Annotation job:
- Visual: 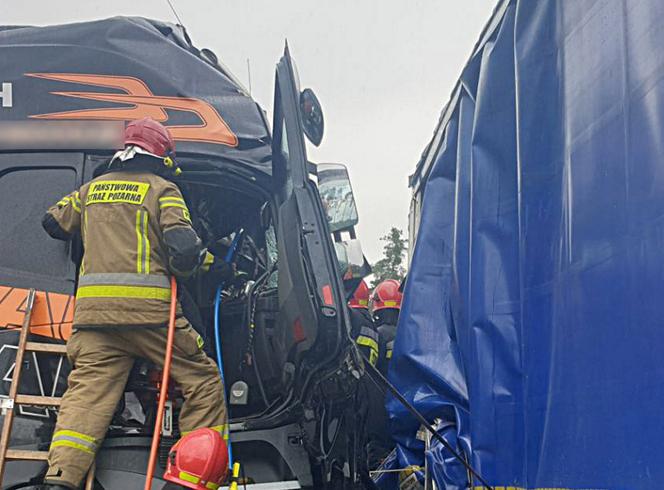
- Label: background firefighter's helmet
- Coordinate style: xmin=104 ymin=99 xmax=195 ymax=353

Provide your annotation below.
xmin=163 ymin=428 xmax=229 ymax=490
xmin=370 ymin=279 xmax=403 ymax=312
xmin=125 ymin=117 xmax=176 ymax=158
xmin=348 ymin=279 xmax=370 ymax=309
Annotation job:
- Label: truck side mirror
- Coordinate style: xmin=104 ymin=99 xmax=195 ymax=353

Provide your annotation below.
xmin=317 ymin=163 xmax=359 ymax=233
xmin=300 ymin=88 xmax=324 ymax=146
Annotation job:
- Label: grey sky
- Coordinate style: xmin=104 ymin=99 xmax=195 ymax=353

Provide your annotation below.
xmin=5 ymin=0 xmax=496 ymax=262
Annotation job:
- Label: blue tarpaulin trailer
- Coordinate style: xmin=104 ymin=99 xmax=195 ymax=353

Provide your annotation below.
xmin=390 ymin=1 xmax=664 ymax=488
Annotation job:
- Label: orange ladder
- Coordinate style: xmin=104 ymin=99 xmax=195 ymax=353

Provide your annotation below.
xmin=0 ymin=289 xmax=95 ymax=489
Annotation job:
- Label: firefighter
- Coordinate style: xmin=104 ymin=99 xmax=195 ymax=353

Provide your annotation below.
xmin=371 ymin=279 xmax=403 ymax=376
xmin=40 ymin=118 xmax=230 ymax=489
xmin=346 ymin=279 xmax=379 ymax=483
xmin=348 ymin=279 xmax=379 ymax=367
xmin=366 ymin=279 xmax=403 ymax=469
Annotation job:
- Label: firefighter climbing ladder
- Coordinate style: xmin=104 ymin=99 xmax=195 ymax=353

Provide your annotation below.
xmin=0 ymin=289 xmax=95 ymax=489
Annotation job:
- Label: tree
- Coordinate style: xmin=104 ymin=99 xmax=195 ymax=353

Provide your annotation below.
xmin=371 ymin=227 xmax=408 ymax=287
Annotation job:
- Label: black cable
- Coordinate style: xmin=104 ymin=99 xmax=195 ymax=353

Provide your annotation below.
xmin=361 ymin=354 xmax=494 ymax=490
xmin=165 ymin=0 xmax=184 ymax=25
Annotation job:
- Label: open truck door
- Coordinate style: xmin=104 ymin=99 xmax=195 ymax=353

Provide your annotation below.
xmin=271 ymin=45 xmax=351 ymax=394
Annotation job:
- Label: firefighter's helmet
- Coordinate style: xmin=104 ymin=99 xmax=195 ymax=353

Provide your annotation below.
xmin=370 ymin=279 xmax=403 ymax=312
xmin=163 ymin=428 xmax=229 ymax=490
xmin=111 ymin=117 xmax=181 ymax=175
xmin=348 ymin=280 xmax=370 ymax=309
xmin=124 ymin=117 xmax=175 ymax=158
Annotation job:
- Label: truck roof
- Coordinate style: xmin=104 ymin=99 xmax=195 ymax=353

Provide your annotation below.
xmin=0 ymin=16 xmax=272 ymax=176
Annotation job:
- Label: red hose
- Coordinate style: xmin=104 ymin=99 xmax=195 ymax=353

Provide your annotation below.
xmin=144 ymin=276 xmax=178 ymax=490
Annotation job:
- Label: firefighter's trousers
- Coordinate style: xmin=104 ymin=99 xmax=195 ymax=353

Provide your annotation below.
xmin=45 ymin=320 xmax=226 ymax=488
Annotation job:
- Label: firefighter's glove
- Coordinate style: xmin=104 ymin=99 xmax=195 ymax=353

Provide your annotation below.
xmin=208 ymin=257 xmax=237 ymax=283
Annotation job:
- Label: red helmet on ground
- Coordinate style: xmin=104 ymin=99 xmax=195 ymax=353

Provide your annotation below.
xmin=371 ymin=279 xmax=403 ymax=312
xmin=163 ymin=428 xmax=229 ymax=490
xmin=124 ymin=117 xmax=175 ymax=158
xmin=348 ymin=280 xmax=370 ymax=309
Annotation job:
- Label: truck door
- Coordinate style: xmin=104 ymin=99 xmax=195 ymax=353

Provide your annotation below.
xmin=272 ymin=46 xmax=349 ymax=372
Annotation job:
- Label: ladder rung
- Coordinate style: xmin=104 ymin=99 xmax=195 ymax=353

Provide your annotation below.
xmin=15 ymin=395 xmax=61 ymax=407
xmin=25 ymin=342 xmax=67 ymax=354
xmin=6 ymin=449 xmax=48 ymax=461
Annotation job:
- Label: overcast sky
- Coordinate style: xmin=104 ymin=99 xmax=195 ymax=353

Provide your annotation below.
xmin=6 ymin=0 xmax=496 ymax=262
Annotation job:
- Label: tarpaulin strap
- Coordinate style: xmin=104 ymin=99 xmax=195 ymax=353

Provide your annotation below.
xmin=76 ymin=285 xmax=170 ymax=301
xmin=135 ymin=209 xmax=150 ymax=274
xmin=50 ymin=429 xmax=98 ymax=455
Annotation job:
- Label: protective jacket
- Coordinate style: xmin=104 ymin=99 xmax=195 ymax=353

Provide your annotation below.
xmin=377 ymin=322 xmax=397 ymax=376
xmin=43 ymin=167 xmax=211 ymax=327
xmin=349 ymin=307 xmax=380 ymax=367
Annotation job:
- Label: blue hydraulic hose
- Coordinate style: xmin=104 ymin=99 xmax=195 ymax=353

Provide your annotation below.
xmin=214 ymin=230 xmax=244 ymax=468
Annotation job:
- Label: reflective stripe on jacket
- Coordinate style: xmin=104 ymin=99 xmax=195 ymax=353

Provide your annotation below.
xmin=348 ymin=307 xmax=380 ymax=366
xmin=43 ymin=169 xmax=207 ymax=327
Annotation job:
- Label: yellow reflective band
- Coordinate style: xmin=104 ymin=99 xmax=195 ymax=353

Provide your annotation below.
xmin=386 ymin=349 xmax=393 ymax=359
xmin=180 ymin=424 xmax=228 ymax=437
xmin=53 ymin=429 xmax=97 ymax=444
xmin=206 ymin=482 xmax=220 ymax=490
xmin=58 ymin=196 xmax=81 ymax=213
xmin=76 ymin=285 xmax=171 ymax=301
xmin=136 ymin=211 xmax=143 ymax=273
xmin=178 ymin=471 xmax=200 ymax=485
xmin=160 ymin=202 xmax=188 ymax=211
xmin=86 ymin=180 xmax=150 ymax=205
xmin=50 ymin=439 xmax=95 ymax=455
xmin=369 ymin=349 xmax=378 ymax=366
xmin=159 ymin=196 xmax=186 ymax=204
xmin=69 ymin=197 xmax=81 ymax=213
xmin=201 ymin=251 xmax=215 ymax=272
xmin=383 ymin=300 xmax=398 ymax=307
xmin=142 ymin=210 xmax=151 ymax=274
xmin=356 ymin=335 xmax=379 ymax=353
xmin=196 ymin=335 xmax=205 ymax=350
xmin=358 ymin=299 xmax=368 ymax=306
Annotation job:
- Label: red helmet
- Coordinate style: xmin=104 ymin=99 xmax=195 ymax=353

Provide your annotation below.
xmin=163 ymin=428 xmax=229 ymax=490
xmin=124 ymin=117 xmax=175 ymax=158
xmin=371 ymin=279 xmax=403 ymax=312
xmin=348 ymin=280 xmax=370 ymax=309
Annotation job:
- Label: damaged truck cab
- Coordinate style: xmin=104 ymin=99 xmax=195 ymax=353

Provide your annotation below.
xmin=0 ymin=17 xmax=365 ymax=489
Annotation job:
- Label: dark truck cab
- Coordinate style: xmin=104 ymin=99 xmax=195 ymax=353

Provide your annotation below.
xmin=0 ymin=18 xmax=367 ymax=489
